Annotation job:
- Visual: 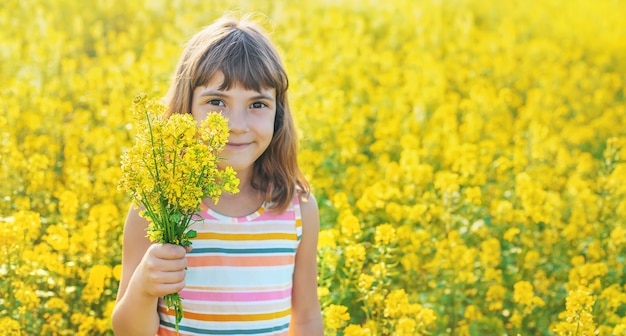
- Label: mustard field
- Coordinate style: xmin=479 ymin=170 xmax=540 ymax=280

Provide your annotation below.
xmin=1 ymin=0 xmax=626 ymax=335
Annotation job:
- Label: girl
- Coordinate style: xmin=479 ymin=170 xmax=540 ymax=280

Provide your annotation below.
xmin=112 ymin=15 xmax=324 ymax=336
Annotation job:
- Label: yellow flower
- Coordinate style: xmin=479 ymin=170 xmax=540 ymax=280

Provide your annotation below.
xmin=57 ymin=190 xmax=79 ymax=225
xmin=479 ymin=238 xmax=501 ymax=268
xmin=318 ymin=229 xmax=338 ymax=249
xmin=199 ymin=112 xmax=229 ymax=151
xmin=374 ymin=223 xmax=397 ymax=246
xmin=13 ymin=210 xmax=41 ymax=242
xmin=358 ymin=274 xmax=375 ymax=292
xmin=554 ymin=287 xmax=597 ymax=335
xmin=385 ymin=202 xmax=405 ymax=223
xmin=43 ymin=224 xmax=70 ymax=252
xmin=0 ymin=317 xmax=21 ymax=335
xmin=371 ymin=262 xmax=388 ymax=279
xmin=112 ymin=264 xmax=123 ymax=281
xmin=343 ymin=324 xmax=369 ymax=336
xmin=513 ymin=281 xmax=545 ymax=315
xmin=492 ymin=200 xmax=514 ymax=224
xmin=319 ymin=250 xmax=340 ymax=273
xmin=13 ymin=281 xmax=40 ymax=313
xmin=395 ymin=225 xmax=414 ymax=245
xmin=568 ymin=262 xmax=609 ymax=291
xmin=571 ymin=255 xmax=586 ymax=266
xmin=599 ymin=284 xmax=626 ymax=311
xmin=46 ymin=297 xmax=69 ymax=313
xmin=344 ymin=243 xmax=366 ymax=268
xmin=418 ymin=307 xmax=437 ymax=327
xmin=339 ymin=209 xmax=361 ymax=237
xmin=42 ymin=313 xmax=64 ymax=335
xmin=407 ymin=203 xmax=429 ymax=222
xmin=82 ymin=265 xmax=112 ymax=303
xmin=401 ymin=253 xmax=419 ymax=272
xmin=330 ymin=192 xmax=350 ymax=211
xmin=503 ymin=227 xmax=520 ymax=242
xmin=523 ymin=250 xmax=541 ymax=270
xmin=323 ymin=304 xmax=350 ymax=330
xmin=384 ymin=289 xmax=409 ymax=319
xmin=396 ymin=317 xmax=416 ymax=335
xmin=145 ymin=222 xmax=164 ymax=242
xmin=613 ymin=324 xmax=626 ymax=335
xmin=401 ymin=160 xmax=434 ymax=187
xmin=434 ymin=170 xmax=460 ymax=195
xmin=485 ymin=268 xmax=502 ymax=282
xmin=609 ymin=225 xmax=626 ymax=252
xmin=464 ymin=305 xmax=481 ymax=321
xmin=510 ymin=311 xmax=522 ymax=328
xmin=487 ymin=284 xmax=506 ymax=311
xmin=318 ymin=287 xmax=330 ymax=298
xmin=464 ymin=186 xmax=482 ymax=205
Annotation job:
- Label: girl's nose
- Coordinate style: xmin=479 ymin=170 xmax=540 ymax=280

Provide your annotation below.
xmin=227 ymin=106 xmax=249 ymax=134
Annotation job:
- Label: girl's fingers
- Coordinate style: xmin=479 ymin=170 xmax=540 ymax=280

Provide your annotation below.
xmin=144 ymin=255 xmax=187 ymax=273
xmin=149 ymin=280 xmax=186 ymax=297
xmin=159 ymin=282 xmax=186 ymax=296
xmin=150 ymin=270 xmax=186 ymax=285
xmin=158 ymin=258 xmax=188 ymax=272
xmin=151 ymin=244 xmax=188 ymax=259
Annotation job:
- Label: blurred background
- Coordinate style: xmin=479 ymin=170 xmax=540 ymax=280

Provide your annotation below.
xmin=1 ymin=0 xmax=625 ymax=334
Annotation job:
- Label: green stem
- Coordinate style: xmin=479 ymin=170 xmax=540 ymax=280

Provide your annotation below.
xmin=574 ymin=307 xmax=582 ymax=336
xmin=140 ymin=190 xmax=160 ymax=226
xmin=145 ymin=112 xmax=160 ymax=181
xmin=166 ymin=206 xmax=172 ymax=242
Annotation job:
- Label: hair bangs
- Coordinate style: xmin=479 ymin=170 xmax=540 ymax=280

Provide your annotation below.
xmin=193 ymin=27 xmax=287 ymax=94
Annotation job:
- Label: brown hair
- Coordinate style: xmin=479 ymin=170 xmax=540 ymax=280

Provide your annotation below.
xmin=164 ymin=14 xmax=309 ymax=213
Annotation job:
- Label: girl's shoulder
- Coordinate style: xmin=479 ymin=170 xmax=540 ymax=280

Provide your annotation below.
xmin=293 ymin=187 xmax=316 ymax=208
xmin=295 ymin=190 xmax=319 ymax=229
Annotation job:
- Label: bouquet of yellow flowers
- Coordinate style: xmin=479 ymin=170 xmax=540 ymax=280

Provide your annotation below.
xmin=118 ymin=94 xmax=239 ymax=331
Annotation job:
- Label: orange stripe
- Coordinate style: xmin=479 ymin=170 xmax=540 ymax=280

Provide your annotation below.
xmin=296 ymin=218 xmax=302 ymax=228
xmin=187 ymin=254 xmax=295 ymax=267
xmin=159 ymin=306 xmax=291 ymax=322
xmin=195 ymin=232 xmax=296 ymax=240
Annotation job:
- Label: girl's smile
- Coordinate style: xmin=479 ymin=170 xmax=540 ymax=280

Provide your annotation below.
xmin=226 ymin=142 xmax=251 ymax=148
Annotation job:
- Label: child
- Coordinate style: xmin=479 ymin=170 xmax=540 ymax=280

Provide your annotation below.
xmin=112 ymin=14 xmax=324 ymax=336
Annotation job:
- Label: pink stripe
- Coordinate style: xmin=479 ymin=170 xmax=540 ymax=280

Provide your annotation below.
xmin=180 ymin=287 xmax=292 ymax=302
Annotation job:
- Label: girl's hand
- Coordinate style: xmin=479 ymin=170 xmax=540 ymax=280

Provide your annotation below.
xmin=130 ymin=243 xmax=192 ymax=299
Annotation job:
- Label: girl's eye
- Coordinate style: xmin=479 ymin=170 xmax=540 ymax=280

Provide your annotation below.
xmin=208 ymin=99 xmax=225 ymax=107
xmin=251 ymin=102 xmax=267 ymax=109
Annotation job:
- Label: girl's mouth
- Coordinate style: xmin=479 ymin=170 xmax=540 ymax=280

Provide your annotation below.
xmin=226 ymin=142 xmax=250 ymax=148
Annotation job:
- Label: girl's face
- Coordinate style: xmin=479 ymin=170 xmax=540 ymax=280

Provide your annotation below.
xmin=191 ymin=72 xmax=276 ymax=176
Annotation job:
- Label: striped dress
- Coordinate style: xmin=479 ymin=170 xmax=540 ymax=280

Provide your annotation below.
xmin=156 ymin=196 xmax=302 ymax=336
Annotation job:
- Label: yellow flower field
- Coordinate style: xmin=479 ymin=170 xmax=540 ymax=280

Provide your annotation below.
xmin=1 ymin=0 xmax=625 ymax=335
